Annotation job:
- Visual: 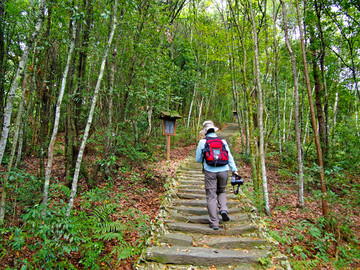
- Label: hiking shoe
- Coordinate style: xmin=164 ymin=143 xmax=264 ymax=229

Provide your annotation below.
xmin=209 ymin=224 xmax=219 ymax=230
xmin=220 ymin=211 xmax=230 ymax=222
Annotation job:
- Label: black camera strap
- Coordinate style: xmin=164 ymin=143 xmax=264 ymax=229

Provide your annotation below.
xmin=233 ymin=184 xmax=240 ymax=195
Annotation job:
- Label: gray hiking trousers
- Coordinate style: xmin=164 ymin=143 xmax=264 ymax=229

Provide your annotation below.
xmin=204 ymin=170 xmax=229 ymax=227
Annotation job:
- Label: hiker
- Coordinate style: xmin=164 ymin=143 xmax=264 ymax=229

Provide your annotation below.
xmin=196 ymin=120 xmax=239 ymax=230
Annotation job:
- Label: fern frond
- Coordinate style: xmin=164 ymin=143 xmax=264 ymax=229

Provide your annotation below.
xmin=52 ymin=184 xmax=71 ymax=197
xmin=112 ymin=242 xmax=142 ymax=262
xmin=92 ymin=203 xmax=118 ymax=222
xmin=95 ymin=221 xmax=126 ymax=233
xmin=96 ymin=232 xmax=124 ymax=241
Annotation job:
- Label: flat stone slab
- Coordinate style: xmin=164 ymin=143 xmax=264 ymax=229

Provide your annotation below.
xmin=169 ymin=211 xmax=249 ymax=224
xmin=177 ymin=180 xmax=204 ymax=185
xmin=197 ymin=236 xmax=269 ymax=249
xmin=171 ymin=206 xmax=243 ymax=216
xmin=177 ymin=174 xmax=204 ymax=179
xmin=174 ymin=199 xmax=240 ymax=208
xmin=177 ymin=192 xmax=236 ymax=200
xmin=167 ymin=222 xmax=257 ymax=235
xmin=177 ymin=188 xmax=206 ymax=193
xmin=144 ymin=246 xmax=269 ymax=266
xmin=158 ymin=233 xmax=193 ymax=247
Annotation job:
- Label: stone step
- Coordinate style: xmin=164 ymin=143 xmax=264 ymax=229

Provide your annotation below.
xmin=157 ymin=233 xmax=268 ymax=250
xmin=177 ymin=180 xmax=204 ymax=186
xmin=170 ymin=206 xmax=244 ymax=216
xmin=173 ymin=199 xmax=240 ymax=208
xmin=178 ymin=171 xmax=204 ymax=179
xmin=177 ymin=188 xmax=205 ymax=193
xmin=169 ymin=211 xmax=249 ymax=224
xmin=167 ymin=222 xmax=258 ymax=236
xmin=179 ymin=184 xmax=205 ymax=190
xmin=196 ymin=236 xmax=269 ymax=249
xmin=144 ymin=246 xmax=269 ymax=266
xmin=177 ymin=170 xmax=203 ymax=175
xmin=177 ymin=192 xmax=236 ymax=200
xmin=178 ymin=187 xmax=239 ymax=195
xmin=158 ymin=232 xmax=193 ymax=246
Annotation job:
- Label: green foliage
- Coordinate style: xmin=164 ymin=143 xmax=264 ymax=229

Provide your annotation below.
xmin=1 ymin=184 xmax=151 ymax=268
xmin=331 ymin=118 xmax=360 ymax=171
xmin=114 ymin=129 xmax=150 ymax=163
xmin=258 ymin=256 xmax=271 ymax=266
xmin=5 ymin=170 xmax=42 ymax=208
xmin=270 ymin=217 xmax=359 ymax=269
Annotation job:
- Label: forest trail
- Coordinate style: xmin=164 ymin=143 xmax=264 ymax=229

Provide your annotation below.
xmin=136 ymin=124 xmax=290 ymax=270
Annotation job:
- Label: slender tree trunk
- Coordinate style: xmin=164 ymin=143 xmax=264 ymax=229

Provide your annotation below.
xmin=0 ymin=0 xmax=47 ymax=164
xmin=104 ymin=48 xmax=118 ymax=166
xmin=310 ymin=29 xmax=327 ymax=160
xmin=67 ymin=1 xmax=118 ymax=216
xmin=42 ymin=18 xmax=77 ymax=213
xmin=315 ymin=0 xmax=329 ymax=160
xmin=331 ymin=91 xmax=339 ymax=133
xmin=227 ymin=0 xmax=251 ymax=154
xmin=0 ymin=0 xmax=6 ymax=125
xmin=331 ymin=91 xmax=339 ymax=156
xmin=272 ymin=0 xmax=281 ymax=159
xmin=0 ymin=76 xmax=28 ymax=223
xmin=187 ymin=86 xmax=197 ymax=129
xmin=281 ymin=0 xmax=305 ymax=207
xmin=249 ymin=0 xmax=270 ymax=216
xmin=15 ymin=122 xmax=24 ymax=168
xmin=296 ymin=0 xmax=328 ymax=217
xmin=282 ymin=89 xmax=287 ymax=144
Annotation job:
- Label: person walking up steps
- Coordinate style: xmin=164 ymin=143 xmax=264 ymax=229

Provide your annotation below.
xmin=196 ymin=120 xmax=239 ymax=230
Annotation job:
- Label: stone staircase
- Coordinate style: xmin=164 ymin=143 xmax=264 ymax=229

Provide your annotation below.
xmin=136 ymin=124 xmax=290 ymax=269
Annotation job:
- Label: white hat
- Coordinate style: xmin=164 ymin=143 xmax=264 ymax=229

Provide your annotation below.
xmin=200 ymin=120 xmax=219 ymax=134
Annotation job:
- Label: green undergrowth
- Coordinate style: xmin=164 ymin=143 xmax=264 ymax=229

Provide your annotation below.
xmin=268 ymin=217 xmax=360 ymax=269
xmin=0 ymin=183 xmax=151 ymax=269
xmin=236 ymin=137 xmax=360 ymax=270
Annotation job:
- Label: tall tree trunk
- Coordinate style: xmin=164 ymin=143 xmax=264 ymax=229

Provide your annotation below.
xmin=282 ymin=89 xmax=287 ymax=144
xmin=0 ymin=76 xmax=28 ymax=223
xmin=0 ymin=0 xmax=47 ymax=164
xmin=281 ymin=0 xmax=305 ymax=208
xmin=310 ymin=29 xmax=327 ymax=161
xmin=315 ymin=0 xmax=329 ymax=161
xmin=67 ymin=0 xmax=118 ymax=216
xmin=331 ymin=91 xmax=339 ymax=148
xmin=187 ymin=86 xmax=197 ymax=129
xmin=227 ymin=0 xmax=251 ymax=154
xmin=42 ymin=18 xmax=77 ymax=213
xmin=296 ymin=0 xmax=328 ymax=217
xmin=0 ymin=0 xmax=6 ymax=126
xmin=249 ymin=0 xmax=270 ymax=216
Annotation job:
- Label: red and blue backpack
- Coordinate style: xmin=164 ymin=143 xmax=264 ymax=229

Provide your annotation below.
xmin=202 ymin=137 xmax=229 ymax=167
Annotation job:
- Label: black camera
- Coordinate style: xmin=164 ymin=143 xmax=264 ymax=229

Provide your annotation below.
xmin=231 ymin=173 xmax=243 ymax=186
xmin=231 ymin=173 xmax=243 ymax=195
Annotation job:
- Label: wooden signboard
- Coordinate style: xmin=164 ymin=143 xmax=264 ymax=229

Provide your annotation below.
xmin=163 ymin=119 xmax=176 ymax=136
xmin=159 ymin=111 xmax=181 ymax=160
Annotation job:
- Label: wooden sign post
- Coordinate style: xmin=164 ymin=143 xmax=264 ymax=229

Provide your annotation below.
xmin=159 ymin=112 xmax=181 ymax=161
